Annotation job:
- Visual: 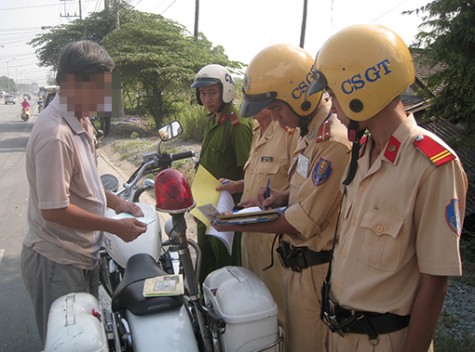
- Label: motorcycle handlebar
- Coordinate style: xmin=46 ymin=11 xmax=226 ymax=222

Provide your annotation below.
xmin=170 ymin=150 xmax=195 ymax=161
xmin=119 ymin=150 xmax=195 ymax=198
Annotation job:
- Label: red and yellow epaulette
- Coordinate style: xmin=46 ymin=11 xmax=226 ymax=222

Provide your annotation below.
xmin=218 ymin=112 xmax=240 ymax=126
xmin=229 ymin=112 xmax=240 ymax=126
xmin=316 ymin=120 xmax=331 ymax=143
xmin=414 ymin=134 xmax=455 ymax=166
xmin=279 ymin=123 xmax=296 ymax=135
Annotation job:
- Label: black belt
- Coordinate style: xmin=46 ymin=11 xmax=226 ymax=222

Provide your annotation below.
xmin=332 ymin=305 xmax=410 ymax=339
xmin=276 ymin=240 xmax=331 ymax=272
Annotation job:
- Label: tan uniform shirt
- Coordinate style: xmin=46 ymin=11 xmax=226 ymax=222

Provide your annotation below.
xmin=331 ymin=114 xmax=466 ymax=315
xmin=284 ymin=100 xmax=351 ymax=251
xmin=241 ymin=120 xmax=298 ymax=326
xmin=282 ymin=99 xmax=351 ymax=352
xmin=242 ymin=121 xmax=297 ymax=200
xmin=24 ymin=94 xmax=106 ymax=270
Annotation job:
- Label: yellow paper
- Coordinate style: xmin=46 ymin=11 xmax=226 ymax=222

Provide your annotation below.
xmin=190 ymin=165 xmax=221 ymax=226
xmin=190 ymin=165 xmax=236 ymax=255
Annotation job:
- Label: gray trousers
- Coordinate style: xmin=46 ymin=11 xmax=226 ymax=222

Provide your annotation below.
xmin=21 ymin=245 xmax=99 ymax=344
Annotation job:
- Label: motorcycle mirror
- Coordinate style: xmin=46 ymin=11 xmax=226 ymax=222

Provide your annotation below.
xmin=158 ymin=120 xmax=183 ymax=141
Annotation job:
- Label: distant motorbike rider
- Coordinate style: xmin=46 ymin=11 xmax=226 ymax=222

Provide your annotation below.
xmin=21 ymin=97 xmax=31 ymax=113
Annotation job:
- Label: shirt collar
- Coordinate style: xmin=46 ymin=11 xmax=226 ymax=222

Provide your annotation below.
xmin=52 ymin=93 xmax=88 ymax=135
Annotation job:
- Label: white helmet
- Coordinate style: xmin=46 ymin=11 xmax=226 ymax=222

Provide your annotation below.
xmin=191 ymin=64 xmax=235 ymax=105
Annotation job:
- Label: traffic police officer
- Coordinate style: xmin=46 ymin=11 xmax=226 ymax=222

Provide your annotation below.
xmin=309 ymin=24 xmax=468 ymax=352
xmin=217 ymin=107 xmax=298 ymax=328
xmin=214 ymin=44 xmax=351 ymax=351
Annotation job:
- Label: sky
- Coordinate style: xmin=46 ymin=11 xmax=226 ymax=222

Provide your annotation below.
xmin=0 ymin=0 xmax=431 ymax=88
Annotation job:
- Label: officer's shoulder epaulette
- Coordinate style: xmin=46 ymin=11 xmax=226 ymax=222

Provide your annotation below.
xmin=316 ymin=120 xmax=331 ymax=143
xmin=229 ymin=112 xmax=240 ymax=126
xmin=413 ymin=134 xmax=455 ymax=166
xmin=280 ymin=123 xmax=295 ymax=135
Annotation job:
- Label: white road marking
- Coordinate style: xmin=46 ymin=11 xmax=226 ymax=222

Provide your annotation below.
xmin=0 ymin=249 xmax=4 ymax=266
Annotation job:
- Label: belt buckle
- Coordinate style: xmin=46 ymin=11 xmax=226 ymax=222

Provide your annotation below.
xmin=322 ymin=299 xmax=344 ymax=336
xmin=322 ymin=311 xmax=345 ymax=337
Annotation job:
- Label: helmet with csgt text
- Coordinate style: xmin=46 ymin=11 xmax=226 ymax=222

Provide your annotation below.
xmin=308 ymin=24 xmax=415 ymax=122
xmin=191 ymin=64 xmax=235 ymax=105
xmin=241 ymin=44 xmax=322 ymax=118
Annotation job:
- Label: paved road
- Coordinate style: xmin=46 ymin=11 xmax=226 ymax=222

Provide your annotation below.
xmin=0 ymin=101 xmax=43 ymax=351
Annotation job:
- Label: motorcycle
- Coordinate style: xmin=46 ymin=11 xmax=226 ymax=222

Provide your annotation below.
xmin=21 ymin=107 xmax=30 ymax=122
xmin=43 ymin=120 xmax=282 ymax=352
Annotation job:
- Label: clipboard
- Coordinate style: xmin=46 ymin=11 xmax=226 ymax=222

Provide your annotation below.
xmin=214 ymin=206 xmax=286 ymax=225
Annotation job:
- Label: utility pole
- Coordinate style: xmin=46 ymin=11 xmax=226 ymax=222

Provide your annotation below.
xmin=194 ymin=0 xmax=199 ymax=38
xmin=300 ymin=0 xmax=308 ymax=48
xmin=115 ymin=0 xmax=120 ymax=30
xmin=60 ymin=0 xmax=82 ymax=20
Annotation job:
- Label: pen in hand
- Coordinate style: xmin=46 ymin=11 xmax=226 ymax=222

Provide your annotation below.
xmin=263 ymin=176 xmax=271 ymax=210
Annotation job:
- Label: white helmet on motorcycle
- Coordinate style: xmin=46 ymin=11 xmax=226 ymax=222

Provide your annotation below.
xmin=154 ymin=169 xmax=195 ymax=214
xmin=191 ymin=64 xmax=235 ymax=105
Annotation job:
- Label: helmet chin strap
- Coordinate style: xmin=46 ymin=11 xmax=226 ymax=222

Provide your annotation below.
xmin=343 ymin=119 xmax=366 ymax=186
xmin=214 ymin=101 xmax=227 ymax=114
xmin=298 ymin=116 xmax=312 ymax=136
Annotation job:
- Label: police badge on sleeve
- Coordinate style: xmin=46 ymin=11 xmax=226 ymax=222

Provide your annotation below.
xmin=446 ymin=199 xmax=462 ymax=236
xmin=312 ymin=158 xmax=332 ymax=186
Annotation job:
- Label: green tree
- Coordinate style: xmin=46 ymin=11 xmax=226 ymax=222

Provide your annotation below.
xmin=30 ymin=9 xmax=119 ymax=73
xmin=0 ymin=76 xmax=16 ymax=92
xmin=406 ymin=0 xmax=475 ymax=141
xmin=29 ymin=4 xmax=241 ymax=127
xmin=101 ymin=10 xmax=240 ymax=127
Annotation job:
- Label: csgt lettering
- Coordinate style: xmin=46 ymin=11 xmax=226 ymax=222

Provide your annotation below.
xmin=341 ymin=59 xmax=391 ymax=94
xmin=292 ymin=64 xmax=317 ymax=99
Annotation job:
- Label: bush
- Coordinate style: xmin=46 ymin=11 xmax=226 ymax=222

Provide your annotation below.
xmin=174 ymin=103 xmax=208 ymax=141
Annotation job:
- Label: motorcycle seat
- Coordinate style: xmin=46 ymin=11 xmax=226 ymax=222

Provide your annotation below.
xmin=111 ymin=253 xmax=183 ymax=315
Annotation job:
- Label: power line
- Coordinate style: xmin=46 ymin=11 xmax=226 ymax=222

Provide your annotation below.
xmin=370 ymin=0 xmax=412 ymax=23
xmin=0 ymin=3 xmax=59 ymax=11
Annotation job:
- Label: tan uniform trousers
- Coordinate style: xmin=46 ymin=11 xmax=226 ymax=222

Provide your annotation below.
xmin=242 ymin=231 xmax=285 ymax=328
xmin=329 ymin=330 xmax=434 ymax=352
xmin=284 ymin=262 xmax=328 ymax=352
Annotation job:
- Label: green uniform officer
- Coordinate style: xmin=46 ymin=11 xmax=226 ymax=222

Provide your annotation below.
xmin=191 ymin=64 xmax=253 ymax=283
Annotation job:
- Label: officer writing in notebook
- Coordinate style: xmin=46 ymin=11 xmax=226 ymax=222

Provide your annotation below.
xmin=216 ymin=106 xmax=298 ymax=329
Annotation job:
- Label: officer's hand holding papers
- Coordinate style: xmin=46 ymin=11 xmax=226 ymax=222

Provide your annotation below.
xmin=191 ymin=165 xmax=285 ymax=255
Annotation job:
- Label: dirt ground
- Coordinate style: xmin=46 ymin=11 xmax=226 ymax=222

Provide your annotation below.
xmin=96 ymin=119 xmax=200 ymax=241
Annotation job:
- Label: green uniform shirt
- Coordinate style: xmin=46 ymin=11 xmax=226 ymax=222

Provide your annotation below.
xmin=199 ymin=103 xmax=253 ymax=185
xmin=197 ymin=103 xmax=253 ymax=282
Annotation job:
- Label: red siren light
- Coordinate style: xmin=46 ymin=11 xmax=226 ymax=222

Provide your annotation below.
xmin=154 ymin=169 xmax=195 ymax=213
